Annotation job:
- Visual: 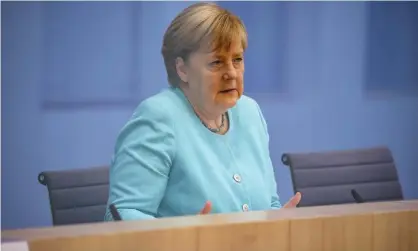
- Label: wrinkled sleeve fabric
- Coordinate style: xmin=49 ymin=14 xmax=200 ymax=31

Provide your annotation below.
xmin=254 ymin=102 xmax=282 ymax=209
xmin=105 ymin=100 xmax=176 ymax=221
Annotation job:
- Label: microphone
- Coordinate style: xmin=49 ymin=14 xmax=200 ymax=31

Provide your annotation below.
xmin=109 ymin=203 xmax=122 ymax=221
xmin=351 ymin=189 xmax=365 ymax=203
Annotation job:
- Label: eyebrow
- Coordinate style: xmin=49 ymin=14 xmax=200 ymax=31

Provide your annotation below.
xmin=211 ymin=51 xmax=244 ymax=58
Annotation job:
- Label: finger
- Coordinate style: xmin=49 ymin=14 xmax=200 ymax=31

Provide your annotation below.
xmin=199 ymin=201 xmax=212 ymax=214
xmin=283 ymin=192 xmax=302 ymax=208
xmin=283 ymin=193 xmax=300 ymax=208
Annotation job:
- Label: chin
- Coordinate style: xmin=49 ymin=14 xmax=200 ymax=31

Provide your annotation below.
xmin=217 ymin=90 xmax=241 ymax=108
xmin=223 ymin=97 xmax=240 ymax=109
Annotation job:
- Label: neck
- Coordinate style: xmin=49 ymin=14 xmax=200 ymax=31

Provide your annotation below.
xmin=179 ymin=86 xmax=224 ymax=127
xmin=193 ymin=105 xmax=224 ymax=128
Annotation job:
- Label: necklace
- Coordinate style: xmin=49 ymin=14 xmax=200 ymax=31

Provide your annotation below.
xmin=200 ymin=113 xmax=226 ymax=133
xmin=182 ymin=92 xmax=226 ymax=133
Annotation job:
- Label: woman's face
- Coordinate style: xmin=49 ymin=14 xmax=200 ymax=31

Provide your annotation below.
xmin=176 ymin=40 xmax=245 ymax=115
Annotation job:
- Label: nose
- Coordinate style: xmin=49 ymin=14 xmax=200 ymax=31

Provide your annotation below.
xmin=224 ymin=61 xmax=237 ymax=80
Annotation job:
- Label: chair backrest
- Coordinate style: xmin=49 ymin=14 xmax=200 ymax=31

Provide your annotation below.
xmin=281 ymin=146 xmax=403 ymax=207
xmin=38 ymin=166 xmax=109 ymax=226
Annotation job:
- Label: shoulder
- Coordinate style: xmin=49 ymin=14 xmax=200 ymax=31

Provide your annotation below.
xmin=131 ymin=87 xmax=183 ymax=119
xmin=236 ymin=94 xmax=259 ymax=109
xmin=234 ymin=95 xmax=266 ymax=123
xmin=233 ymin=94 xmax=269 ymax=137
xmin=114 ymin=88 xmax=181 ymax=150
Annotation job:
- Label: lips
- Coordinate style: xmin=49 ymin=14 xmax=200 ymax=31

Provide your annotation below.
xmin=220 ymin=88 xmax=236 ymax=93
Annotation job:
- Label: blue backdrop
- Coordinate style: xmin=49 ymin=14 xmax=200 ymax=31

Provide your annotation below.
xmin=2 ymin=1 xmax=418 ymax=230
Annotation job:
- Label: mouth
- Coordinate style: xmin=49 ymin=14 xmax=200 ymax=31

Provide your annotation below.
xmin=219 ymin=88 xmax=237 ymax=94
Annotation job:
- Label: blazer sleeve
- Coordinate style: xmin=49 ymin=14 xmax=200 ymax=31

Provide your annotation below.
xmin=106 ymin=99 xmax=176 ymax=221
xmin=254 ymin=102 xmax=282 ymax=209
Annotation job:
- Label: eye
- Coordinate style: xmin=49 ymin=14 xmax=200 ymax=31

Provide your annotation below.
xmin=233 ymin=57 xmax=243 ymax=63
xmin=209 ymin=60 xmax=222 ymax=66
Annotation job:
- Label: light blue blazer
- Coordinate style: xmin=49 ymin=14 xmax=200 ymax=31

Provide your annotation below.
xmin=105 ymin=87 xmax=281 ymax=221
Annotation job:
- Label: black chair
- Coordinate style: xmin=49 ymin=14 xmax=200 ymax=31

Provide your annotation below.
xmin=281 ymin=146 xmax=403 ymax=207
xmin=38 ymin=166 xmax=109 ymax=226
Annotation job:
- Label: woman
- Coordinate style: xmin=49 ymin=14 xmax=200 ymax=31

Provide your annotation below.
xmin=105 ymin=2 xmax=301 ymax=221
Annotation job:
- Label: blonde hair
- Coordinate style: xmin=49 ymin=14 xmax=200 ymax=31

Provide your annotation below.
xmin=161 ymin=2 xmax=248 ymax=87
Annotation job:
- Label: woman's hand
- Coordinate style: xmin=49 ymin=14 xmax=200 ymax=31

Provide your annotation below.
xmin=199 ymin=201 xmax=212 ymax=214
xmin=283 ymin=192 xmax=302 ymax=208
xmin=199 ymin=192 xmax=302 ymax=214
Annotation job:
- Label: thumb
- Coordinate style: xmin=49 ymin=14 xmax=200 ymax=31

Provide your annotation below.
xmin=199 ymin=201 xmax=212 ymax=214
xmin=283 ymin=192 xmax=302 ymax=208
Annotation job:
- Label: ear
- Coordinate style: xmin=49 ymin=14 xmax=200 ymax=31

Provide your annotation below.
xmin=175 ymin=57 xmax=189 ymax=83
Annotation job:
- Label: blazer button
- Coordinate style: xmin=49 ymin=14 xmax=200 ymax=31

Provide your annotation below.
xmin=242 ymin=204 xmax=249 ymax=212
xmin=233 ymin=174 xmax=242 ymax=183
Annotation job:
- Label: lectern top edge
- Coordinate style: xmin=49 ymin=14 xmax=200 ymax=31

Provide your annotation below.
xmin=2 ymin=200 xmax=417 ymax=242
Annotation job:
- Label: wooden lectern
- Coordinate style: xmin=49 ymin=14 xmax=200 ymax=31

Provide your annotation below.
xmin=2 ymin=200 xmax=418 ymax=251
